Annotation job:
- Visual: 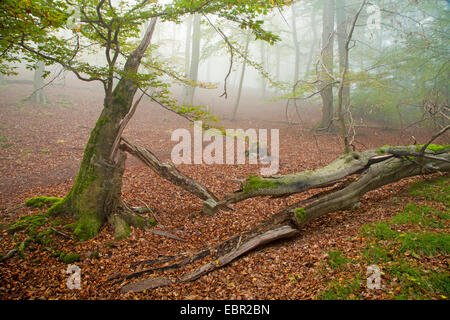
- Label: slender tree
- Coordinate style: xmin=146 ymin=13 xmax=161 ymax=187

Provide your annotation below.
xmin=185 ymin=13 xmax=201 ymax=105
xmin=319 ymin=0 xmax=335 ymax=129
xmin=231 ymin=33 xmax=251 ymax=121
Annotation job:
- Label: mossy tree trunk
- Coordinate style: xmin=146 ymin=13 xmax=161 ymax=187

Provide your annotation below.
xmin=47 ymin=18 xmax=158 ymax=240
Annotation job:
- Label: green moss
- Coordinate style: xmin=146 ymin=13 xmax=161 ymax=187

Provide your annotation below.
xmin=73 ymin=213 xmax=102 ymax=241
xmin=59 ymin=252 xmax=80 ymax=264
xmin=416 ymin=144 xmax=450 ymax=153
xmin=7 ymin=214 xmax=48 ymax=234
xmin=25 ymin=196 xmax=62 ymax=208
xmin=114 ymin=220 xmax=131 ymax=240
xmin=295 ymin=207 xmax=307 ymax=222
xmin=318 ymin=276 xmax=362 ymax=300
xmin=242 ymin=175 xmax=279 ymax=193
xmin=148 ymin=217 xmax=157 ymax=227
xmin=134 ymin=215 xmax=148 ymax=228
xmin=45 ymin=193 xmax=73 ymax=216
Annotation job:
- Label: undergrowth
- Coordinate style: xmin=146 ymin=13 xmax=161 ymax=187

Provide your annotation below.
xmin=317 ymin=175 xmax=449 ymax=300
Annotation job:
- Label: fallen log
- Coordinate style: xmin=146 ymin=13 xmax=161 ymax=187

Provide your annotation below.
xmin=118 ymin=145 xmax=450 ymax=293
xmin=120 ymin=137 xmax=220 ymax=215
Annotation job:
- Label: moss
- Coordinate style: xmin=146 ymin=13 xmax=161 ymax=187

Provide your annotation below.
xmin=242 ymin=175 xmax=279 ymax=193
xmin=416 ymin=144 xmax=450 ymax=153
xmin=114 ymin=220 xmax=131 ymax=240
xmin=46 ymin=196 xmax=69 ymax=216
xmin=25 ymin=196 xmax=62 ymax=208
xmin=59 ymin=252 xmax=80 ymax=264
xmin=73 ymin=213 xmax=102 ymax=241
xmin=148 ymin=217 xmax=157 ymax=227
xmin=295 ymin=207 xmax=307 ymax=222
xmin=7 ymin=214 xmax=48 ymax=234
xmin=134 ymin=215 xmax=148 ymax=228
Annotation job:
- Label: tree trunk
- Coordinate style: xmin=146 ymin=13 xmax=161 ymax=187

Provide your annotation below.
xmin=230 ymin=34 xmax=251 ymax=121
xmin=260 ymin=41 xmax=267 ymax=98
xmin=319 ymin=0 xmax=335 ymax=130
xmin=336 ymin=0 xmax=350 ymax=113
xmin=47 ymin=18 xmax=158 ymax=240
xmin=291 ymin=3 xmax=301 ymax=85
xmin=304 ymin=8 xmax=317 ymax=77
xmin=184 ymin=14 xmax=201 ymax=106
xmin=182 ymin=15 xmax=192 ymax=101
xmin=31 ymin=61 xmax=47 ymax=104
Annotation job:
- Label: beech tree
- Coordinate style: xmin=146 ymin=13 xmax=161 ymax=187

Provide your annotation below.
xmin=0 ymin=0 xmax=285 ymax=240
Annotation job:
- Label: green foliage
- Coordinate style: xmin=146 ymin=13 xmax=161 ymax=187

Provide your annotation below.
xmin=360 ymin=221 xmax=397 ymax=240
xmin=349 ymin=1 xmax=449 ymax=126
xmin=398 ymin=232 xmax=450 ymax=257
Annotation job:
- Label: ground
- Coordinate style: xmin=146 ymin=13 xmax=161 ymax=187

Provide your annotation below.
xmin=0 ymin=78 xmax=448 ymax=299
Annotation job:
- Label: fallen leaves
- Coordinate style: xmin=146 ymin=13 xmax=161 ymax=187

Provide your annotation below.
xmin=0 ymin=83 xmax=446 ymax=300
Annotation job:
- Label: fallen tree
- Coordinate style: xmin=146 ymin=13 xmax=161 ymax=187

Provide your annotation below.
xmin=116 ymin=144 xmax=450 ymax=293
xmin=119 ymin=137 xmax=220 ymax=215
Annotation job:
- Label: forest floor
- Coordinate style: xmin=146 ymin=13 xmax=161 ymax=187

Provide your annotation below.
xmin=0 ymin=81 xmax=448 ymax=300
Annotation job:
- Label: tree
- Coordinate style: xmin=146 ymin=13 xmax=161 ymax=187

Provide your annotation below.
xmin=30 ymin=61 xmax=48 ymax=104
xmin=291 ymin=2 xmax=301 ymax=84
xmin=230 ymin=32 xmax=251 ymax=121
xmin=319 ymin=0 xmax=335 ymax=130
xmin=1 ymin=0 xmax=287 ymax=240
xmin=184 ymin=13 xmax=201 ymax=105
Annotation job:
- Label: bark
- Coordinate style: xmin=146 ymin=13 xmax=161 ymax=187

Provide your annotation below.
xmin=260 ymin=41 xmax=267 ymax=98
xmin=319 ymin=0 xmax=335 ymax=130
xmin=47 ymin=18 xmax=158 ymax=240
xmin=335 ymin=0 xmax=366 ymax=154
xmin=30 ymin=61 xmax=47 ymax=104
xmin=215 ymin=148 xmax=387 ymax=209
xmin=116 ymin=145 xmax=450 ymax=292
xmin=119 ymin=137 xmax=220 ymax=215
xmin=335 ymin=0 xmax=350 ymax=117
xmin=304 ymin=9 xmax=317 ymax=77
xmin=230 ymin=34 xmax=250 ymax=121
xmin=182 ymin=15 xmax=192 ymax=101
xmin=291 ymin=3 xmax=301 ymax=84
xmin=184 ymin=14 xmax=201 ymax=106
